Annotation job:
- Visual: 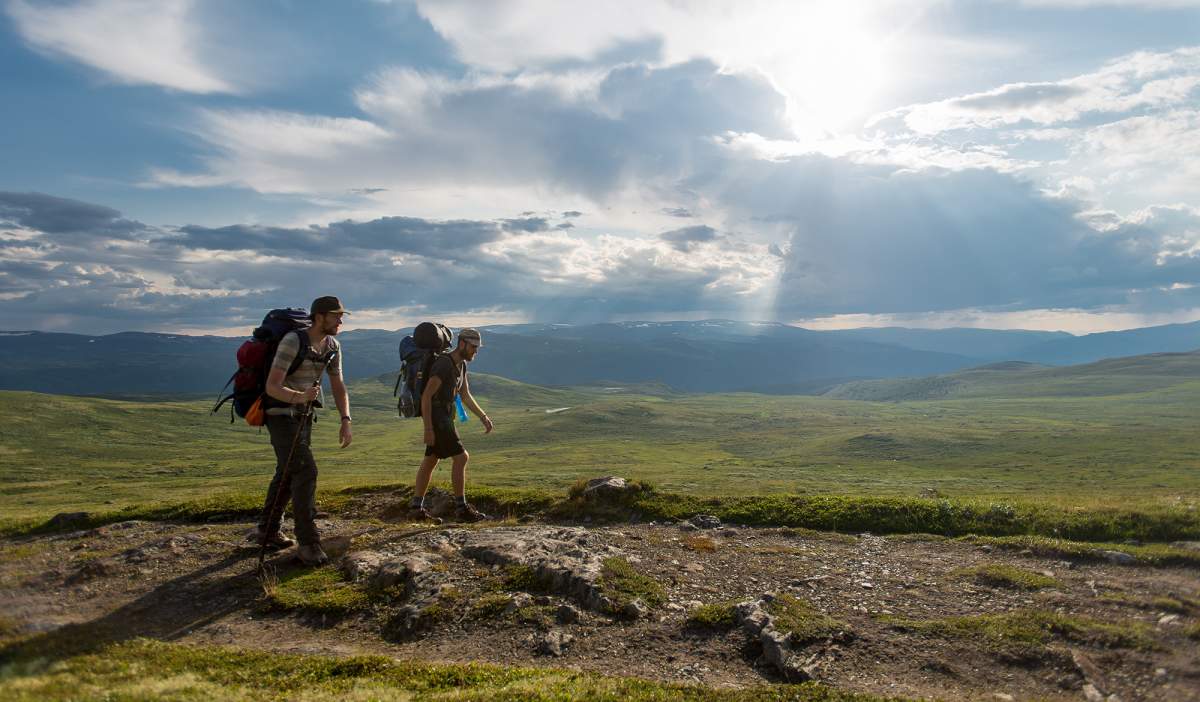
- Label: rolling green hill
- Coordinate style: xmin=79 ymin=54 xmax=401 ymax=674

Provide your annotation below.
xmin=3 ymin=360 xmax=1199 ymax=520
xmin=822 ymin=351 xmax=1200 ymax=401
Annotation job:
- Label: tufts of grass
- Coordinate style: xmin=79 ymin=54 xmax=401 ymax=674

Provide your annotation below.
xmin=0 ymin=616 xmax=19 ymax=640
xmin=1185 ymin=623 xmax=1200 ymax=641
xmin=6 ymin=482 xmax=1200 ymax=547
xmin=469 ymin=592 xmax=513 ymax=620
xmin=567 ymin=477 xmax=589 ymax=500
xmin=686 ymin=602 xmax=739 ymax=630
xmin=766 ymin=595 xmax=844 ymax=645
xmin=683 ymin=535 xmax=718 ymax=552
xmin=598 ymin=557 xmax=665 ymax=613
xmin=952 ymin=563 xmax=1060 ymax=590
xmin=1149 ymin=595 xmax=1200 ymax=614
xmin=959 ymin=535 xmax=1200 ymax=568
xmin=265 ymin=567 xmax=370 ymax=614
xmin=514 ymin=604 xmax=557 ymax=629
xmin=495 ymin=564 xmax=554 ymax=593
xmin=0 ymin=638 xmax=914 ymax=701
xmin=0 ymin=491 xmax=270 ymax=538
xmin=883 ymin=609 xmax=1156 ymax=651
xmin=631 ymin=493 xmax=1200 ymax=544
xmin=0 ymin=543 xmax=43 ymax=563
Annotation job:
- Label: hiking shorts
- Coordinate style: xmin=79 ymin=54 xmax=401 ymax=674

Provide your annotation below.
xmin=425 ymin=413 xmax=464 ymax=459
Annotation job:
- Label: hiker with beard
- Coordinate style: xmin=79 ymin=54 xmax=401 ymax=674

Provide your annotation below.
xmin=407 ymin=328 xmax=494 ymax=524
xmin=249 ymin=296 xmax=353 ymax=565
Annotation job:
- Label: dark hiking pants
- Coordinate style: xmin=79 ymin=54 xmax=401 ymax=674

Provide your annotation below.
xmin=258 ymin=413 xmax=319 ymax=545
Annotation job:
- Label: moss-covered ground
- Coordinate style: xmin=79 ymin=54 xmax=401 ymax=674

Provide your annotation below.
xmin=950 ymin=563 xmax=1060 ymax=590
xmin=0 ymin=639 xmax=912 ymax=701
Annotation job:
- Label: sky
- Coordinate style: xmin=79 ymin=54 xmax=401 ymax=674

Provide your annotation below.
xmin=0 ymin=0 xmax=1198 ymax=336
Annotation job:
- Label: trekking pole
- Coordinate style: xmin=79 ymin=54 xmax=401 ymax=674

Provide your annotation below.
xmin=257 ymin=352 xmax=337 ymax=573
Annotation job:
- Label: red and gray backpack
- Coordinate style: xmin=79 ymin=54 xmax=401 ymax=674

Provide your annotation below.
xmin=212 ymin=308 xmax=310 ymax=424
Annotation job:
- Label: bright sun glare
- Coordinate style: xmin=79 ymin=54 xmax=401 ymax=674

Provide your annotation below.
xmin=734 ymin=3 xmax=887 ymax=135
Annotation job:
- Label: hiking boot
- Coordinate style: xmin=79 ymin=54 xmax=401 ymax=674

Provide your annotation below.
xmin=454 ymin=503 xmax=490 ymax=523
xmin=297 ymin=543 xmax=329 ymax=566
xmin=247 ymin=527 xmax=294 ymax=550
xmin=405 ymin=507 xmax=444 ymax=525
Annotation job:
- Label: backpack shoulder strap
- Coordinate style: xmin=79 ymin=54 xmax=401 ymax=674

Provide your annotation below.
xmin=285 ymin=330 xmax=310 ymax=377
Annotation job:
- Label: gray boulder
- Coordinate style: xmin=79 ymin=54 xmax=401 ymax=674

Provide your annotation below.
xmin=340 ymin=551 xmax=385 ymax=583
xmin=370 ymin=554 xmax=440 ymax=592
xmin=582 ymin=476 xmax=629 ymax=499
xmin=48 ymin=512 xmax=90 ymax=529
xmin=538 ymin=630 xmax=574 ymax=656
xmin=1100 ymin=550 xmax=1137 ymax=566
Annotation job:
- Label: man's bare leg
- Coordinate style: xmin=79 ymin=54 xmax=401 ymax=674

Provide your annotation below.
xmin=414 ymin=454 xmax=439 ymax=499
xmin=451 ymin=451 xmax=487 ymax=521
xmin=450 ymin=451 xmax=469 ymax=498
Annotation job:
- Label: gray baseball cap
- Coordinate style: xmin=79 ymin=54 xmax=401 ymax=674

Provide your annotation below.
xmin=458 ymin=328 xmax=482 ymax=346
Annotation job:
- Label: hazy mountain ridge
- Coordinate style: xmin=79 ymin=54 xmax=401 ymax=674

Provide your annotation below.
xmin=1 ymin=319 xmax=1196 ymax=397
xmin=822 ymin=350 xmax=1200 ymax=401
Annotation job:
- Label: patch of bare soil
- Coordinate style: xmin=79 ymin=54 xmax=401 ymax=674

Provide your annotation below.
xmin=1 ymin=497 xmax=1198 ymax=701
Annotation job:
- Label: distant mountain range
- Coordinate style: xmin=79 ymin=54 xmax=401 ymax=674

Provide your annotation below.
xmin=822 ymin=351 xmax=1200 ymax=401
xmin=0 ymin=319 xmax=1196 ymax=397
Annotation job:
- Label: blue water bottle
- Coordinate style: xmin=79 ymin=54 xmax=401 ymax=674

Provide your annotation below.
xmin=455 ymin=395 xmax=469 ymax=423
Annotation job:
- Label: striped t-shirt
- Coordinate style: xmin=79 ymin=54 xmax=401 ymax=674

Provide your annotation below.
xmin=270 ymin=331 xmax=342 ymax=409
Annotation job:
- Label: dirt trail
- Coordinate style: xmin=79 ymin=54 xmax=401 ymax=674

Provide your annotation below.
xmin=1 ymin=502 xmax=1198 ymax=701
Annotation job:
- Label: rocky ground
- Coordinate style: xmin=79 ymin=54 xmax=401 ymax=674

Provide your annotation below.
xmin=2 ymin=487 xmax=1199 ymax=701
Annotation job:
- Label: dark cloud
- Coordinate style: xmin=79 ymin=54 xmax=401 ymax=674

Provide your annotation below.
xmin=0 ymin=192 xmax=769 ymax=332
xmin=701 ymin=155 xmax=1200 ymax=317
xmin=662 ymin=207 xmax=694 ymax=218
xmin=175 ymin=216 xmax=505 ymax=259
xmin=660 ymin=224 xmax=719 ymax=252
xmin=349 ymin=187 xmax=387 ymax=195
xmin=561 ymin=211 xmax=583 ymax=218
xmin=555 ymin=222 xmax=574 ymax=230
xmin=0 ymin=191 xmax=147 ymax=239
xmin=953 ymin=83 xmax=1085 ymax=111
xmin=500 ymin=217 xmax=551 ymax=232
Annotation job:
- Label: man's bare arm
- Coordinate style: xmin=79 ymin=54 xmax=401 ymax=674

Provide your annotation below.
xmin=266 ymin=366 xmax=317 ymax=404
xmin=421 ymin=376 xmax=442 ymax=427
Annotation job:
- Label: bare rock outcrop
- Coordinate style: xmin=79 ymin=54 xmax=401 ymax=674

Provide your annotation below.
xmin=459 ymin=526 xmax=633 ymax=616
xmin=735 ymin=595 xmax=818 ymax=683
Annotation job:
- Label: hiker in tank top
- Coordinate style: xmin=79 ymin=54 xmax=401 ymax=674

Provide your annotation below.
xmin=249 ymin=296 xmax=353 ymax=566
xmin=406 ymin=328 xmax=494 ymax=524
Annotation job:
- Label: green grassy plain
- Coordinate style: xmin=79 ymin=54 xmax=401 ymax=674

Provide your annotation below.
xmin=1 ymin=368 xmax=1198 ymax=521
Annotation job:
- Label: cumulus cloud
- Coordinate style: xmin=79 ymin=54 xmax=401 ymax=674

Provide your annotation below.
xmin=866 ymin=46 xmax=1200 ymax=215
xmin=150 ymin=58 xmax=789 ymax=212
xmin=5 ymin=0 xmax=235 ymax=93
xmin=872 ymin=46 xmax=1200 ymax=134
